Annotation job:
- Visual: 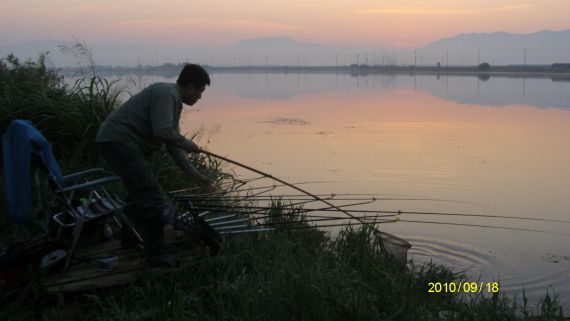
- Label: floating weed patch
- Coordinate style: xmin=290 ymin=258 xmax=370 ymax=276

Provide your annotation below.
xmin=262 ymin=117 xmax=310 ymax=126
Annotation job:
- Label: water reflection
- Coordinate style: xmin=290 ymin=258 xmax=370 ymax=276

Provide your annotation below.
xmin=74 ymin=71 xmax=570 ymax=109
xmin=206 ymin=72 xmax=570 ymax=109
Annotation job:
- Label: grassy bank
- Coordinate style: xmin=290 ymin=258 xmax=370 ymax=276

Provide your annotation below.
xmin=2 ymin=225 xmax=566 ymax=321
xmin=0 ymin=54 xmax=566 ymax=320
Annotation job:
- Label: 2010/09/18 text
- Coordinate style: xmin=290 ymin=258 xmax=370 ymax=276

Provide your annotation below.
xmin=428 ymin=282 xmax=500 ymax=293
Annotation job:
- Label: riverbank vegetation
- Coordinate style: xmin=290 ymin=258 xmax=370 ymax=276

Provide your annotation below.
xmin=0 ymin=54 xmax=566 ymax=320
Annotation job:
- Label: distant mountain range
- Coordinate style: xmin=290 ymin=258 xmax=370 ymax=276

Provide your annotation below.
xmin=1 ymin=30 xmax=569 ymax=67
xmin=423 ymin=29 xmax=570 ymax=51
xmin=421 ymin=29 xmax=570 ymax=65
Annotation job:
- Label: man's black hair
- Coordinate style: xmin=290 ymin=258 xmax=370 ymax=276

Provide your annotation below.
xmin=177 ymin=63 xmax=211 ymax=87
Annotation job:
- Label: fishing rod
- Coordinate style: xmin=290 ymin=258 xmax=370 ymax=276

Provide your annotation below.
xmin=215 ymin=215 xmax=570 ymax=237
xmin=398 ymin=210 xmax=570 ymax=225
xmin=188 ymin=197 xmax=376 ymax=213
xmin=387 ymin=219 xmax=570 ymax=236
xmin=206 ymin=216 xmax=383 ymax=230
xmin=295 ymin=208 xmax=570 ymax=225
xmin=186 ymin=198 xmax=380 ymax=225
xmin=212 ymin=219 xmax=435 ymax=235
xmin=247 ymin=214 xmax=396 ymax=226
xmin=188 ymin=197 xmax=327 ymax=205
xmin=175 ymin=177 xmax=476 ymax=210
xmin=184 ymin=191 xmax=471 ymax=201
xmin=176 ymin=181 xmax=339 ymax=227
xmin=183 ymin=199 xmax=570 ymax=225
xmin=176 ymin=184 xmax=278 ymax=221
xmin=174 ymin=180 xmax=335 ymax=201
xmin=179 ymin=197 xmax=370 ymax=227
xmin=189 ymin=200 xmax=324 ymax=214
xmin=199 ymin=150 xmax=387 ymax=239
xmin=189 ymin=195 xmax=458 ymax=202
xmin=187 ymin=194 xmax=343 ymax=201
xmin=183 ymin=203 xmax=570 ymax=237
xmin=195 ymin=208 xmax=570 ymax=236
xmin=189 ymin=195 xmax=335 ymax=209
xmin=200 ymin=209 xmax=392 ymax=223
xmin=168 ymin=174 xmax=254 ymax=195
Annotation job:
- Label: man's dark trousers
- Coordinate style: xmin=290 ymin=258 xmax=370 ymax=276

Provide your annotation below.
xmin=97 ymin=142 xmax=165 ymax=256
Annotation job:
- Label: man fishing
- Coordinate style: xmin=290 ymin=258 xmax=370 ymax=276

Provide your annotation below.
xmin=96 ymin=63 xmax=213 ymax=267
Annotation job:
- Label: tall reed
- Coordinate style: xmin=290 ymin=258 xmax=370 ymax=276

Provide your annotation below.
xmin=0 ymin=53 xmax=222 ymax=237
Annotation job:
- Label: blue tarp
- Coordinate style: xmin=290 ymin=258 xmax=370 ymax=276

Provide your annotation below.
xmin=2 ymin=119 xmax=63 ymax=224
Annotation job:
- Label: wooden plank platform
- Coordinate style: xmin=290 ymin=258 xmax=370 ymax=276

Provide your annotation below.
xmin=44 ymin=226 xmax=202 ymax=293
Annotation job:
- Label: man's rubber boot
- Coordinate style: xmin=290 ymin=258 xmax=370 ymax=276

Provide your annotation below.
xmin=136 ymin=209 xmax=179 ymax=268
xmin=189 ymin=217 xmax=222 ymax=256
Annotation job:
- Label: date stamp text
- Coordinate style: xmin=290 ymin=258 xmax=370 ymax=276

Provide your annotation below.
xmin=428 ymin=282 xmax=500 ymax=294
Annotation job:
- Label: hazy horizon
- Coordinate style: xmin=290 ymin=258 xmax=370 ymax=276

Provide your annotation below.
xmin=2 ymin=1 xmax=570 ymax=66
xmin=2 ymin=0 xmax=570 ymax=48
xmin=3 ymin=31 xmax=570 ymax=68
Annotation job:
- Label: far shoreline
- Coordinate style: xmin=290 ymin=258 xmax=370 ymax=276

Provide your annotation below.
xmin=60 ymin=63 xmax=570 ymax=80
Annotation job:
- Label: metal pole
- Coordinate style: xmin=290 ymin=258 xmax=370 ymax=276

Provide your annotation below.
xmin=477 ymin=50 xmax=480 ymax=65
xmin=414 ymin=50 xmax=417 ymax=67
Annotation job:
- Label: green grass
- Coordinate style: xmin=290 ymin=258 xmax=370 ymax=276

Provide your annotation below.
xmin=3 ymin=225 xmax=565 ymax=321
xmin=0 ymin=53 xmax=566 ymax=321
xmin=1 ymin=54 xmax=109 ymax=166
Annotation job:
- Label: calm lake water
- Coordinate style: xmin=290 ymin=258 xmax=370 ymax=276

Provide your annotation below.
xmin=98 ymin=72 xmax=570 ymax=308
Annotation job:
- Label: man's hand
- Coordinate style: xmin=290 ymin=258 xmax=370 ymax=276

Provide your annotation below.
xmin=193 ymin=172 xmax=214 ymax=193
xmin=185 ymin=140 xmax=201 ymax=153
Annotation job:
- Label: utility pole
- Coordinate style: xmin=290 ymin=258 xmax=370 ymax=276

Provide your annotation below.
xmin=524 ymin=48 xmax=527 ymax=66
xmin=414 ymin=50 xmax=417 ymax=67
xmin=446 ymin=51 xmax=449 ymax=68
xmin=477 ymin=50 xmax=480 ymax=65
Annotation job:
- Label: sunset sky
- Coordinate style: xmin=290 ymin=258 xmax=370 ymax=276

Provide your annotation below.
xmin=1 ymin=0 xmax=570 ymax=48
